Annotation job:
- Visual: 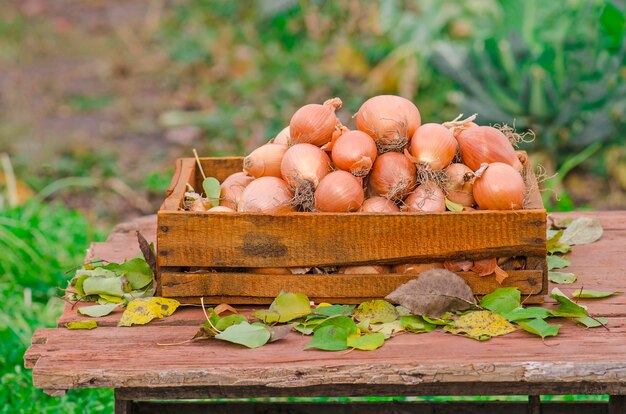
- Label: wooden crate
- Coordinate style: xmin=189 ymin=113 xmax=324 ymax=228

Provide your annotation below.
xmin=157 ymin=156 xmax=547 ymax=304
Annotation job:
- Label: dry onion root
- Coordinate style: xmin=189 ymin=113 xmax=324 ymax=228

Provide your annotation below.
xmin=280 ymin=143 xmax=331 ymax=211
xmin=356 ymin=95 xmax=421 ymax=153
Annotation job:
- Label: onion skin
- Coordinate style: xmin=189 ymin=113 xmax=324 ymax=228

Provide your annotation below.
xmin=457 ymin=126 xmax=523 ymax=172
xmin=338 ymin=265 xmax=390 ymax=274
xmin=220 ymin=172 xmax=254 ymax=210
xmin=471 ymin=258 xmax=497 ymax=276
xmin=392 ymin=263 xmax=444 ymax=274
xmin=314 ymin=170 xmax=365 ymax=212
xmin=444 ymin=163 xmax=475 ymax=207
xmin=444 ymin=260 xmax=473 ymax=272
xmin=243 ymin=143 xmax=287 ymax=178
xmin=356 ymin=95 xmax=421 ymax=152
xmin=360 ymin=197 xmax=400 ymax=213
xmin=248 ymin=267 xmax=292 ymax=275
xmin=272 ymin=126 xmax=290 ymax=146
xmin=409 ymin=123 xmax=457 ymax=170
xmin=289 ymin=98 xmax=342 ymax=147
xmin=238 ymin=176 xmax=294 ymax=213
xmin=281 ymin=143 xmax=331 ymax=189
xmin=403 ymin=182 xmax=446 ymax=213
xmin=208 ymin=206 xmax=235 ymax=213
xmin=331 ymin=130 xmax=377 ymax=176
xmin=473 ymin=162 xmax=525 ymax=210
xmin=368 ymin=152 xmax=417 ymax=201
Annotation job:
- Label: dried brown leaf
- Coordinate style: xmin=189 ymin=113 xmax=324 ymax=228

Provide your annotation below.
xmin=385 ymin=269 xmax=476 ymax=318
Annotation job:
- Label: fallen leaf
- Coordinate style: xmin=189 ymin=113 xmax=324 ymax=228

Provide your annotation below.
xmin=444 ymin=310 xmax=516 ymax=341
xmin=400 ymin=315 xmax=436 ymax=333
xmin=356 ymin=318 xmax=371 ymax=333
xmin=347 ymin=332 xmax=386 ymax=350
xmin=82 ymin=272 xmax=126 ymax=297
xmin=314 ymin=316 xmax=358 ymax=336
xmin=503 ymin=307 xmax=553 ymax=322
xmin=253 ymin=292 xmax=311 ymax=323
xmin=118 ymin=297 xmax=180 ymax=326
xmin=66 ymin=321 xmax=97 ymax=330
xmin=549 ymin=288 xmax=588 ymax=318
xmin=268 ymin=323 xmax=298 ymax=342
xmin=550 ymin=216 xmax=574 ymax=229
xmin=546 ymin=230 xmax=572 ymax=254
xmin=559 ymin=217 xmax=603 ymax=245
xmin=576 ymin=316 xmax=608 ymax=328
xmin=445 ymin=198 xmax=464 ymax=212
xmin=423 ymin=313 xmax=454 ymax=325
xmin=214 ymin=321 xmax=271 ymax=348
xmin=202 ymin=177 xmax=221 ymax=207
xmin=572 ymin=289 xmax=623 ymax=299
xmin=369 ymin=320 xmax=404 ymax=339
xmin=480 ymin=288 xmax=520 ymax=315
xmin=547 ymin=255 xmax=571 ymax=270
xmin=215 ymin=314 xmax=247 ymax=331
xmin=548 ymin=271 xmax=577 ymax=284
xmin=517 ymin=318 xmax=560 ymax=339
xmin=78 ymin=303 xmax=118 ymax=318
xmin=395 ymin=306 xmax=411 ymax=316
xmin=310 ymin=304 xmax=355 ymax=318
xmin=214 ymin=303 xmax=239 ymax=315
xmin=353 ymin=300 xmax=398 ymax=323
xmin=136 ymin=231 xmax=157 ymax=281
xmin=385 ymin=269 xmax=476 ymax=318
xmin=305 ymin=325 xmax=349 ymax=351
xmin=104 ymin=257 xmax=153 ymax=290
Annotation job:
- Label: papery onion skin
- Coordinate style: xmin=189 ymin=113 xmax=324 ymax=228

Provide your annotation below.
xmin=403 ymin=182 xmax=446 ymax=213
xmin=248 ymin=267 xmax=292 ymax=275
xmin=338 ymin=265 xmax=390 ymax=274
xmin=314 ymin=170 xmax=364 ymax=212
xmin=243 ymin=143 xmax=287 ymax=178
xmin=457 ymin=126 xmax=523 ymax=172
xmin=444 ymin=163 xmax=475 ymax=207
xmin=471 ymin=258 xmax=497 ymax=276
xmin=238 ymin=176 xmax=294 ymax=213
xmin=444 ymin=260 xmax=473 ymax=272
xmin=368 ymin=152 xmax=417 ymax=201
xmin=220 ymin=172 xmax=255 ymax=210
xmin=272 ymin=126 xmax=290 ymax=146
xmin=289 ymin=98 xmax=342 ymax=147
xmin=409 ymin=123 xmax=457 ymax=170
xmin=473 ymin=162 xmax=525 ymax=210
xmin=208 ymin=206 xmax=234 ymax=213
xmin=392 ymin=263 xmax=444 ymax=274
xmin=331 ymin=130 xmax=377 ymax=176
xmin=356 ymin=95 xmax=421 ymax=153
xmin=359 ymin=196 xmax=400 ymax=213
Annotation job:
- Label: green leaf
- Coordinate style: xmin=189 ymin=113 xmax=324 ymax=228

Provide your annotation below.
xmin=66 ymin=321 xmax=97 ymax=330
xmin=445 ymin=198 xmax=464 ymax=212
xmin=547 ymin=255 xmax=571 ymax=270
xmin=347 ymin=333 xmax=386 ymax=350
xmin=78 ymin=303 xmax=118 ymax=318
xmin=576 ymin=316 xmax=608 ymax=328
xmin=314 ymin=316 xmax=358 ymax=336
xmin=400 ymin=315 xmax=436 ymax=333
xmin=444 ymin=310 xmax=517 ymax=341
xmin=548 ymin=271 xmax=577 ymax=284
xmin=252 ymin=309 xmax=279 ymax=324
xmin=503 ymin=307 xmax=553 ymax=322
xmin=480 ymin=288 xmax=521 ymax=315
xmin=215 ymin=314 xmax=248 ymax=331
xmin=305 ymin=325 xmax=349 ymax=351
xmin=202 ymin=177 xmax=221 ymax=207
xmin=258 ymin=292 xmax=311 ymax=323
xmin=546 ymin=230 xmax=572 ymax=254
xmin=572 ymin=289 xmax=623 ymax=299
xmin=353 ymin=299 xmax=398 ymax=323
xmin=73 ymin=272 xmax=90 ymax=297
xmin=104 ymin=258 xmax=153 ymax=290
xmin=423 ymin=313 xmax=453 ymax=325
xmin=356 ymin=318 xmax=371 ymax=333
xmin=82 ymin=275 xmax=125 ymax=297
xmin=369 ymin=320 xmax=404 ymax=339
xmin=601 ymin=3 xmax=626 ymax=50
xmin=98 ymin=294 xmax=124 ymax=304
xmin=310 ymin=304 xmax=355 ymax=318
xmin=549 ymin=288 xmax=588 ymax=318
xmin=517 ymin=318 xmax=560 ymax=339
xmin=214 ymin=321 xmax=271 ymax=348
xmin=559 ymin=217 xmax=603 ymax=245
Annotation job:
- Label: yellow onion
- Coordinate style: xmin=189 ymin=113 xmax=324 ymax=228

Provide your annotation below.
xmin=314 ymin=170 xmax=364 ymax=212
xmin=356 ymin=95 xmax=421 ymax=152
xmin=403 ymin=182 xmax=446 ymax=212
xmin=473 ymin=162 xmax=525 ymax=210
xmin=457 ymin=126 xmax=523 ymax=172
xmin=360 ymin=197 xmax=400 ymax=213
xmin=444 ymin=260 xmax=473 ymax=272
xmin=248 ymin=267 xmax=292 ymax=275
xmin=444 ymin=163 xmax=475 ymax=207
xmin=243 ymin=143 xmax=287 ymax=178
xmin=220 ymin=172 xmax=254 ymax=210
xmin=208 ymin=206 xmax=235 ymax=213
xmin=331 ymin=130 xmax=377 ymax=176
xmin=409 ymin=123 xmax=457 ymax=170
xmin=289 ymin=97 xmax=342 ymax=147
xmin=272 ymin=126 xmax=290 ymax=146
xmin=391 ymin=263 xmax=444 ymax=274
xmin=238 ymin=176 xmax=294 ymax=213
xmin=338 ymin=265 xmax=390 ymax=274
xmin=471 ymin=258 xmax=496 ymax=276
xmin=368 ymin=152 xmax=417 ymax=201
xmin=281 ymin=143 xmax=331 ymax=211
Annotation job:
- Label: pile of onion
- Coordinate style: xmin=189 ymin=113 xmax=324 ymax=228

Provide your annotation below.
xmin=368 ymin=152 xmax=417 ymax=201
xmin=290 ymin=98 xmax=343 ymax=147
xmin=473 ymin=162 xmax=526 ymax=210
xmin=281 ymin=143 xmax=331 ymax=211
xmin=331 ymin=130 xmax=377 ymax=176
xmin=457 ymin=126 xmax=523 ymax=172
xmin=238 ymin=176 xmax=294 ymax=213
xmin=314 ymin=170 xmax=364 ymax=212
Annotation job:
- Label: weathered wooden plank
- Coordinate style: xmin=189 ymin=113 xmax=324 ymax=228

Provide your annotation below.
xmin=609 ymin=395 xmax=626 ymax=414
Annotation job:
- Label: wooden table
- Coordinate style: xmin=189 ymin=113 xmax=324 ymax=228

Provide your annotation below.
xmin=25 ymin=212 xmax=626 ymax=413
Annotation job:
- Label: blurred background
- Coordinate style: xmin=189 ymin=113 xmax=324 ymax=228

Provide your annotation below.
xmin=1 ymin=0 xmax=624 ymax=411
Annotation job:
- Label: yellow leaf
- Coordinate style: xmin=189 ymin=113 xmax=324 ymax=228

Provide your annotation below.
xmin=118 ymin=297 xmax=180 ymax=327
xmin=444 ymin=310 xmax=516 ymax=341
xmin=316 ymin=303 xmax=333 ymax=308
xmin=66 ymin=321 xmax=97 ymax=330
